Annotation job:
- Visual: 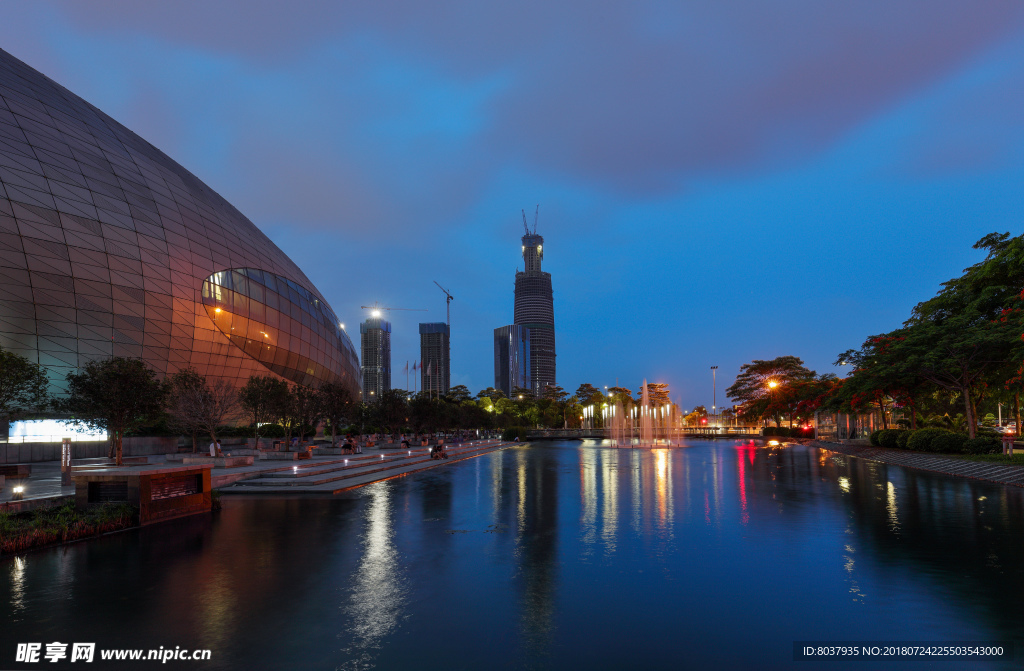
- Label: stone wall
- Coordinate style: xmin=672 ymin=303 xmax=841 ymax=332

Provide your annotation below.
xmin=0 ymin=437 xmax=180 ymax=464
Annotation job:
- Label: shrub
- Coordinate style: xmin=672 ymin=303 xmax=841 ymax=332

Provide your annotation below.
xmin=791 ymin=426 xmax=815 ymax=439
xmin=763 ymin=427 xmax=776 ymax=437
xmin=879 ymin=429 xmax=908 ymax=449
xmin=776 ymin=427 xmax=792 ymax=438
xmin=963 ymin=436 xmax=1001 ymax=455
xmin=906 ymin=428 xmax=951 ymax=452
xmin=930 ymin=432 xmax=968 ymax=454
xmin=896 ymin=430 xmax=913 ymax=450
xmin=502 ymin=426 xmax=527 ymax=442
xmin=869 ymin=430 xmax=883 ymax=446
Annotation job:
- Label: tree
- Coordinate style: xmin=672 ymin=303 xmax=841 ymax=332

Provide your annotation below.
xmin=445 ymin=385 xmax=472 ymax=403
xmin=542 ymin=384 xmax=568 ymax=404
xmin=319 ymin=382 xmax=356 ymax=446
xmin=288 ymin=384 xmax=325 ymax=442
xmin=638 ymin=382 xmax=670 ymax=407
xmin=60 ymin=357 xmax=165 ymax=466
xmin=166 ymin=368 xmax=207 ymax=452
xmin=0 ymin=346 xmax=49 ymax=423
xmin=375 ymin=388 xmax=409 ymax=434
xmin=726 ymin=356 xmax=816 ymax=426
xmin=607 ymin=386 xmax=635 ymax=408
xmin=195 ymin=379 xmax=241 ymax=452
xmin=574 ymin=383 xmax=604 ymax=407
xmin=477 ymin=387 xmax=506 ymax=402
xmin=239 ymin=376 xmax=290 ymax=449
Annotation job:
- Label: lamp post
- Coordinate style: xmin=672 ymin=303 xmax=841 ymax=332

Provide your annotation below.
xmin=711 ymin=366 xmax=718 ymax=427
xmin=767 ymin=379 xmax=779 ymax=427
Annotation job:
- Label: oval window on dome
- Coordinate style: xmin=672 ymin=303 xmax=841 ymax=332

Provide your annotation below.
xmin=201 ymin=268 xmax=358 ymax=389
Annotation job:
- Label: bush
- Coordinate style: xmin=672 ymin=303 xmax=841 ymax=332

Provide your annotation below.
xmin=502 ymin=426 xmax=527 ymax=441
xmin=906 ymin=428 xmax=951 ymax=452
xmin=791 ymin=426 xmax=815 ymax=439
xmin=930 ymin=432 xmax=968 ymax=454
xmin=963 ymin=436 xmax=1001 ymax=455
xmin=869 ymin=430 xmax=883 ymax=446
xmin=762 ymin=426 xmax=775 ymax=437
xmin=896 ymin=430 xmax=913 ymax=450
xmin=878 ymin=429 xmax=907 ymax=449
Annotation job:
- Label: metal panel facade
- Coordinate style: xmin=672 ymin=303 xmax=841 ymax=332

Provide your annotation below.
xmin=0 ymin=49 xmax=360 ymax=395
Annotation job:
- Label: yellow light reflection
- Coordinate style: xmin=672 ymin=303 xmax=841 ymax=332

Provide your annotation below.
xmin=838 ymin=476 xmax=850 ymax=493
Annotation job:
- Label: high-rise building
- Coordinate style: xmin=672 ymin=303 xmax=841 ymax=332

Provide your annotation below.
xmin=419 ymin=322 xmax=450 ymax=395
xmin=514 ymin=228 xmax=556 ymax=395
xmin=493 ymin=325 xmax=531 ymax=398
xmin=360 ymin=316 xmax=391 ymax=400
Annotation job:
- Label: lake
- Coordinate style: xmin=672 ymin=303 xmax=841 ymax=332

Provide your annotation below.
xmin=3 ymin=440 xmax=1022 ymax=670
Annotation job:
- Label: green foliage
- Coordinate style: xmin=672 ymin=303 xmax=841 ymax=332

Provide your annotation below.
xmin=59 ymin=357 xmax=166 ymax=465
xmin=963 ymin=436 xmax=1001 ymax=455
xmin=878 ymin=429 xmax=907 ymax=449
xmin=869 ymin=429 xmax=883 ymax=446
xmin=238 ymin=376 xmax=290 ymax=442
xmin=906 ymin=428 xmax=951 ymax=452
xmin=896 ymin=430 xmax=913 ymax=449
xmin=930 ymin=432 xmax=968 ymax=454
xmin=501 ymin=426 xmax=529 ymax=441
xmin=0 ymin=345 xmax=50 ymax=420
xmin=1 ymin=501 xmax=137 ymax=555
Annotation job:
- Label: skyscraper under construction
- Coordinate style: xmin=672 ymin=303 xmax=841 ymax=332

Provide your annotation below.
xmin=513 ymin=214 xmax=556 ymax=396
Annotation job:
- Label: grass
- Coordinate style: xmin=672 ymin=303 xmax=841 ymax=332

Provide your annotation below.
xmin=0 ymin=501 xmax=137 ymax=555
xmin=948 ymin=453 xmax=1024 ymax=465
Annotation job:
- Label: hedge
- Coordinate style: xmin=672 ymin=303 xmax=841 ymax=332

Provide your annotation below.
xmin=869 ymin=430 xmax=883 ymax=446
xmin=930 ymin=432 xmax=968 ymax=454
xmin=963 ymin=436 xmax=1001 ymax=455
xmin=878 ymin=429 xmax=906 ymax=449
xmin=906 ymin=428 xmax=952 ymax=452
xmin=896 ymin=430 xmax=913 ymax=450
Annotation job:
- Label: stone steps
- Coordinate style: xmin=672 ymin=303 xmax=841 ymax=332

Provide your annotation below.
xmin=219 ymin=441 xmax=510 ymax=495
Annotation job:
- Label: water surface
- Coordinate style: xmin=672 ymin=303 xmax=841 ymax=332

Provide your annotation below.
xmin=3 ymin=440 xmax=1022 ymax=670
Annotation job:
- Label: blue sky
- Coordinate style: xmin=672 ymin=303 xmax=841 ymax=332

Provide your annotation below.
xmin=2 ymin=1 xmax=1023 ymax=408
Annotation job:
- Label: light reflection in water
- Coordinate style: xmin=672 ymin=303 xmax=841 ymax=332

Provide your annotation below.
xmin=600 ymin=449 xmax=618 ymax=553
xmin=340 ymin=482 xmax=406 ymax=670
xmin=887 ymin=481 xmax=899 ymax=531
xmin=9 ymin=556 xmax=25 ymax=614
xmin=654 ymin=449 xmax=672 ymax=530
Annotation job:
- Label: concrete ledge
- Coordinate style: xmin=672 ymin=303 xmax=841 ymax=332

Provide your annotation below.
xmin=0 ymin=464 xmax=31 ymax=478
xmin=1 ymin=494 xmax=75 ymax=514
xmin=182 ymin=456 xmax=254 ymax=468
xmin=260 ymin=451 xmax=298 ymax=460
xmin=312 ymin=447 xmax=344 ymax=455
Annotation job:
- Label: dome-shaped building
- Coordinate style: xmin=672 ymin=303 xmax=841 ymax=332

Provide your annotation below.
xmin=0 ymin=48 xmax=360 ymax=395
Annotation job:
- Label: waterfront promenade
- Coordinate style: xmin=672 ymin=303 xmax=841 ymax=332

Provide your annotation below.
xmin=811 ymin=440 xmax=1024 ymax=488
xmin=0 ymin=440 xmax=512 ymax=511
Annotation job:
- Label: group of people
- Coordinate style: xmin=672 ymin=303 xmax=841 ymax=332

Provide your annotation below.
xmin=341 ymin=436 xmax=363 ymax=455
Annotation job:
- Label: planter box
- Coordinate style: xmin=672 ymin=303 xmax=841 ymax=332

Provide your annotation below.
xmin=72 ymin=464 xmax=212 ymax=525
xmin=0 ymin=464 xmax=31 ymax=478
xmin=312 ymin=447 xmax=343 ymax=456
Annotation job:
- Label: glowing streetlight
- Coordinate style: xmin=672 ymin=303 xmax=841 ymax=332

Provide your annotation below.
xmin=372 ymin=310 xmax=381 ymax=317
xmin=768 ymin=380 xmax=779 ymax=389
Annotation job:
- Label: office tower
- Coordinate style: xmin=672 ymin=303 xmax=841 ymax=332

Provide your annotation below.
xmin=360 ymin=316 xmax=391 ymax=400
xmin=513 ymin=226 xmax=555 ymax=396
xmin=494 ymin=325 xmax=531 ymax=398
xmin=419 ymin=322 xmax=450 ymax=396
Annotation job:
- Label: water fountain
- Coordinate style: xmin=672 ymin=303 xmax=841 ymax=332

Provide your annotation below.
xmin=603 ymin=379 xmax=683 ymax=448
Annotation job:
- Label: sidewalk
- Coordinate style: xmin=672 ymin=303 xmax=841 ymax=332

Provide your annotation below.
xmin=811 ymin=440 xmax=1024 ymax=488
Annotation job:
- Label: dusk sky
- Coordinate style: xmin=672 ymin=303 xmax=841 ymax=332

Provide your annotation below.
xmin=3 ymin=1 xmax=1023 ymax=409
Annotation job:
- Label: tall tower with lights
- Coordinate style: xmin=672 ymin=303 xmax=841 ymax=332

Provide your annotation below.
xmin=513 ymin=211 xmax=555 ymax=396
xmin=360 ymin=313 xmax=391 ymax=400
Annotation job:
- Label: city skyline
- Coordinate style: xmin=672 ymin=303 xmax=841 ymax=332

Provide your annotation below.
xmin=2 ymin=3 xmax=1022 ymax=407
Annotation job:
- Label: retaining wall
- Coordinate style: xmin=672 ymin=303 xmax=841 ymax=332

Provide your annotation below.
xmin=0 ymin=437 xmax=179 ymax=464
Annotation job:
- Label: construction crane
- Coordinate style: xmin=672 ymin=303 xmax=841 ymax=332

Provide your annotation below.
xmin=520 ymin=205 xmax=540 ymax=235
xmin=433 ymin=281 xmax=453 ymax=327
xmin=359 ymin=302 xmax=427 ymax=317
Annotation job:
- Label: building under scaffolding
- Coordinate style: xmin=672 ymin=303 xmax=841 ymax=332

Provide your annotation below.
xmin=514 ymin=223 xmax=556 ymax=396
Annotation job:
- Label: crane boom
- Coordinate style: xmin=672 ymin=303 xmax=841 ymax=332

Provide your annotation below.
xmin=433 ymin=281 xmax=454 ymax=327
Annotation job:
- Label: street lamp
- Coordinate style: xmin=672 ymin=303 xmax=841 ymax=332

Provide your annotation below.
xmin=711 ymin=366 xmax=718 ymax=426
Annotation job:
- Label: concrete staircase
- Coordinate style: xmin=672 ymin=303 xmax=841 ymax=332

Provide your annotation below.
xmin=219 ymin=440 xmax=510 ymax=495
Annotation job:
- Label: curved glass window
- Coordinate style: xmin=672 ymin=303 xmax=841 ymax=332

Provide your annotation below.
xmin=202 ymin=268 xmax=359 ymax=389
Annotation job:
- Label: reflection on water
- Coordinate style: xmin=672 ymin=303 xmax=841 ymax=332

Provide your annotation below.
xmin=2 ymin=441 xmax=1023 ymax=670
xmin=340 ymin=482 xmax=407 ymax=670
